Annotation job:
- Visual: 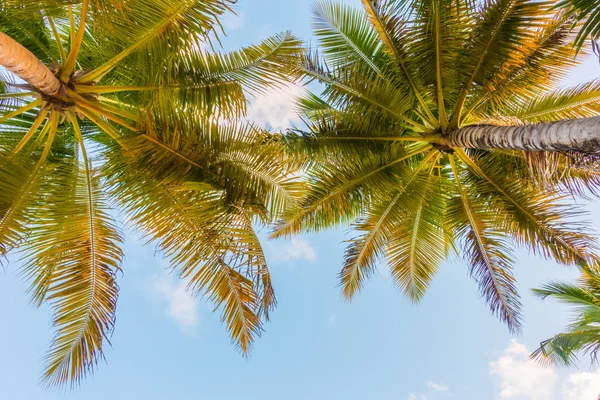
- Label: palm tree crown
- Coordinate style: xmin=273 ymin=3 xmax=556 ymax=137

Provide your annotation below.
xmin=0 ymin=0 xmax=302 ymax=388
xmin=275 ymin=0 xmax=600 ymax=334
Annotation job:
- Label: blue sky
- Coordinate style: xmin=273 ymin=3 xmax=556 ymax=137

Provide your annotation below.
xmin=2 ymin=1 xmax=600 ymax=399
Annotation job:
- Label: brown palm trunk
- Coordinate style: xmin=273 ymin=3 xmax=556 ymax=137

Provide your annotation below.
xmin=0 ymin=32 xmax=62 ymax=97
xmin=445 ymin=117 xmax=600 ymax=153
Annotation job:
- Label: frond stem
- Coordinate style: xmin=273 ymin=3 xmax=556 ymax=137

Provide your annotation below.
xmin=0 ymin=98 xmax=43 ymax=124
xmin=450 ymin=1 xmax=514 ymax=128
xmin=12 ymin=105 xmax=50 ymax=154
xmin=48 ymin=17 xmax=66 ymax=63
xmin=434 ymin=0 xmax=448 ymax=131
xmin=79 ymin=1 xmax=190 ymax=83
xmin=362 ymin=0 xmax=438 ymax=126
xmin=141 ymin=134 xmax=203 ymax=169
xmin=60 ymin=0 xmax=89 ymax=81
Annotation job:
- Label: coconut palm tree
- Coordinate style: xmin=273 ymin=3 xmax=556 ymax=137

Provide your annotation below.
xmin=532 ymin=268 xmax=600 ymax=366
xmin=0 ymin=0 xmax=302 ymax=388
xmin=274 ymin=0 xmax=600 ymax=334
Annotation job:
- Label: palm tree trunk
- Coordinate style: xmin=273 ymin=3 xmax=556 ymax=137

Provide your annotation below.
xmin=0 ymin=32 xmax=62 ymax=97
xmin=445 ymin=117 xmax=600 ymax=153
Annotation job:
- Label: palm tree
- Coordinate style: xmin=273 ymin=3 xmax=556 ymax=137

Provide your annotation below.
xmin=0 ymin=0 xmax=302 ymax=388
xmin=274 ymin=0 xmax=600 ymax=334
xmin=532 ymin=268 xmax=600 ymax=366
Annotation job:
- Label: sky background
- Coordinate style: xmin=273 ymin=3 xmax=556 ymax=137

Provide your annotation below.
xmin=2 ymin=1 xmax=600 ymax=399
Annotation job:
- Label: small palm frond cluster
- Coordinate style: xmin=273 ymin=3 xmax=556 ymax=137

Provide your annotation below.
xmin=275 ymin=0 xmax=600 ymax=334
xmin=532 ymin=268 xmax=600 ymax=366
xmin=558 ymin=0 xmax=600 ymax=49
xmin=0 ymin=0 xmax=302 ymax=388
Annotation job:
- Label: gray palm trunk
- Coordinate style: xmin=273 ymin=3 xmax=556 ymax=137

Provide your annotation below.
xmin=446 ymin=117 xmax=600 ymax=154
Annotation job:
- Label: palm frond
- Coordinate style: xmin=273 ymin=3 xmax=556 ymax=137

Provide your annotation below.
xmin=340 ymin=150 xmax=441 ymax=300
xmin=272 ymin=144 xmax=431 ymax=238
xmin=533 ymin=270 xmax=600 ymax=366
xmin=24 ymin=156 xmax=123 ymax=388
xmin=361 ymin=0 xmax=437 ymax=123
xmin=457 ymin=149 xmax=600 ymax=269
xmin=79 ymin=0 xmax=235 ymax=83
xmin=516 ymin=80 xmax=600 ymax=123
xmin=0 ymin=113 xmax=58 ymax=259
xmin=387 ymin=162 xmax=447 ymax=302
xmin=449 ymin=155 xmax=522 ymax=332
xmin=451 ymin=0 xmax=552 ymax=126
xmin=557 ymin=0 xmax=600 ymax=48
xmin=103 ymin=139 xmax=272 ymax=353
xmin=313 ymin=1 xmax=388 ymax=80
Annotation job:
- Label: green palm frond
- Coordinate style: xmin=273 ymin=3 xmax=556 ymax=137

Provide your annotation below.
xmin=462 ymin=14 xmax=580 ymax=122
xmin=449 ymin=155 xmax=522 ymax=332
xmin=533 ymin=270 xmax=600 ymax=366
xmin=516 ymin=80 xmax=600 ymax=123
xmin=557 ymin=0 xmax=600 ymax=48
xmin=456 ymin=149 xmax=600 ymax=269
xmin=0 ymin=113 xmax=59 ymax=258
xmin=91 ymin=32 xmax=303 ymax=119
xmin=387 ymin=162 xmax=448 ymax=302
xmin=26 ymin=159 xmax=123 ymax=388
xmin=77 ymin=0 xmax=236 ymax=84
xmin=362 ymin=0 xmax=436 ymax=124
xmin=102 ymin=121 xmax=292 ymax=352
xmin=340 ymin=151 xmax=442 ymax=300
xmin=272 ymin=143 xmax=431 ymax=238
xmin=300 ymin=50 xmax=418 ymax=129
xmin=313 ymin=1 xmax=388 ymax=79
xmin=198 ymin=32 xmax=303 ymax=96
xmin=451 ymin=0 xmax=552 ymax=126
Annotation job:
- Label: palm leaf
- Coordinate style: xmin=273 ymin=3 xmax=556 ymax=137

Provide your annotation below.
xmin=340 ymin=151 xmax=440 ymax=300
xmin=449 ymin=155 xmax=522 ymax=332
xmin=533 ymin=270 xmax=600 ymax=366
xmin=24 ymin=155 xmax=123 ymax=388
xmin=516 ymin=80 xmax=600 ymax=123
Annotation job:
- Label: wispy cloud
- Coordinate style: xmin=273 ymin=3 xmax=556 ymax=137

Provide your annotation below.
xmin=266 ymin=237 xmax=317 ymax=264
xmin=149 ymin=275 xmax=200 ymax=336
xmin=490 ymin=340 xmax=557 ymax=400
xmin=426 ymin=381 xmax=449 ymax=393
xmin=490 ymin=340 xmax=600 ymax=400
xmin=562 ymin=370 xmax=600 ymax=400
xmin=246 ymin=83 xmax=304 ymax=131
xmin=409 ymin=380 xmax=450 ymax=399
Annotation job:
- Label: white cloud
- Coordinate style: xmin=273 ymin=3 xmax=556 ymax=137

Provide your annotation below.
xmin=561 ymin=371 xmax=600 ymax=400
xmin=490 ymin=340 xmax=557 ymax=400
xmin=426 ymin=381 xmax=449 ymax=393
xmin=409 ymin=381 xmax=450 ymax=399
xmin=246 ymin=84 xmax=304 ymax=131
xmin=149 ymin=275 xmax=200 ymax=336
xmin=266 ymin=237 xmax=317 ymax=264
xmin=490 ymin=340 xmax=600 ymax=400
